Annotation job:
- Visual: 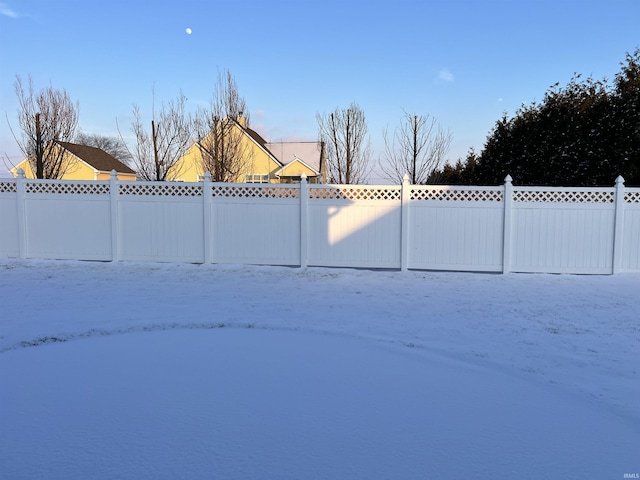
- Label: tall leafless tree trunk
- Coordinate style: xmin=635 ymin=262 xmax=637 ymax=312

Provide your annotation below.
xmin=193 ymin=70 xmax=252 ymax=182
xmin=128 ymin=91 xmax=192 ymax=181
xmin=317 ymin=102 xmax=371 ymax=184
xmin=379 ymin=111 xmax=452 ymax=184
xmin=13 ymin=75 xmax=79 ymax=179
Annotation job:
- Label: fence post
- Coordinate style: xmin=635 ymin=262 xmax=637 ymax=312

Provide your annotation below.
xmin=203 ymin=172 xmax=212 ymax=264
xmin=400 ymin=174 xmax=410 ymax=271
xmin=109 ymin=170 xmax=119 ymax=262
xmin=15 ymin=169 xmax=27 ymax=259
xmin=502 ymin=175 xmax=513 ymax=274
xmin=300 ymin=173 xmax=308 ymax=268
xmin=612 ymin=176 xmax=626 ymax=274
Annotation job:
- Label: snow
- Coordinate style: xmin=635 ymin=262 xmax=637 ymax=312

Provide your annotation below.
xmin=0 ymin=259 xmax=638 ymax=479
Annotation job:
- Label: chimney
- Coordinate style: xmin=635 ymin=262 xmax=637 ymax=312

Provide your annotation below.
xmin=237 ymin=111 xmax=247 ymax=128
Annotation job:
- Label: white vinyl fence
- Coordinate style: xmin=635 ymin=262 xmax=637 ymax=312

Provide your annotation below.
xmin=1 ymin=171 xmax=639 ymax=274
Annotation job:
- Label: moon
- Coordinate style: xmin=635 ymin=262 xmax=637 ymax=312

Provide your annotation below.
xmin=186 ymin=27 xmax=192 ymax=35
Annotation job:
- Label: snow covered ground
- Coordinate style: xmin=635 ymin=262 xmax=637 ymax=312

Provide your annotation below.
xmin=0 ymin=259 xmax=638 ymax=479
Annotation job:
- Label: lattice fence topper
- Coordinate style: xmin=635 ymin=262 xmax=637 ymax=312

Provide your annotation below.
xmin=625 ymin=191 xmax=640 ymax=203
xmin=119 ymin=183 xmax=202 ymax=197
xmin=411 ymin=187 xmax=503 ymax=202
xmin=309 ymin=186 xmax=400 ymax=201
xmin=0 ymin=181 xmax=17 ymax=194
xmin=513 ymin=190 xmax=614 ymax=203
xmin=25 ymin=181 xmax=110 ymax=195
xmin=211 ymin=185 xmax=300 ymax=199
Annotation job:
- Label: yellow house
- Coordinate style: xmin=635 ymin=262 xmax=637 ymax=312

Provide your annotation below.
xmin=171 ymin=117 xmax=326 ymax=183
xmin=11 ymin=141 xmax=137 ymax=181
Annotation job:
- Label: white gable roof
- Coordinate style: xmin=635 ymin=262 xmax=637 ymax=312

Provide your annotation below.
xmin=264 ymin=142 xmax=322 ymax=171
xmin=274 ymin=157 xmax=320 ymax=178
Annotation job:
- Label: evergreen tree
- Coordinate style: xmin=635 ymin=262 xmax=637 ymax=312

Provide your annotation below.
xmin=445 ymin=48 xmax=640 ymax=186
xmin=429 ymin=149 xmax=478 ymax=184
xmin=612 ymin=49 xmax=640 ymax=184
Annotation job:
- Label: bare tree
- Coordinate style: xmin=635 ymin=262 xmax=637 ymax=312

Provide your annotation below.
xmin=193 ymin=70 xmax=252 ymax=182
xmin=317 ymin=102 xmax=371 ymax=184
xmin=13 ymin=75 xmax=79 ymax=179
xmin=75 ymin=132 xmax=132 ymax=165
xmin=379 ymin=111 xmax=452 ymax=184
xmin=127 ymin=91 xmax=192 ymax=181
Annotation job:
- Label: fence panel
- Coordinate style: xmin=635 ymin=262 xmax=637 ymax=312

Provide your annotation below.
xmin=407 ymin=186 xmax=505 ymax=272
xmin=510 ymin=188 xmax=616 ymax=274
xmin=307 ymin=185 xmax=402 ymax=268
xmin=210 ymin=184 xmax=301 ymax=266
xmin=620 ymin=189 xmax=640 ymax=272
xmin=22 ymin=181 xmax=112 ymax=260
xmin=118 ymin=182 xmax=205 ymax=263
xmin=0 ymin=181 xmax=19 ymax=257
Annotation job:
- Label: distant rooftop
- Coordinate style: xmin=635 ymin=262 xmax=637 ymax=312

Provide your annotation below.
xmin=57 ymin=141 xmax=135 ymax=174
xmin=265 ymin=141 xmax=322 ymax=171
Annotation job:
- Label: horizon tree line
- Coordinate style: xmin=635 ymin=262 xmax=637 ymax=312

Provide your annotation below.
xmin=9 ymin=47 xmax=639 ymax=185
xmin=8 ymin=69 xmax=451 ymax=184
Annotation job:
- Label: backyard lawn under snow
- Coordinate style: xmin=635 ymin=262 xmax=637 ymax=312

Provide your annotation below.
xmin=0 ymin=259 xmax=638 ymax=479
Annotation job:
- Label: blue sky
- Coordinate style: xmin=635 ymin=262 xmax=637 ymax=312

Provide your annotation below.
xmin=1 ymin=0 xmax=638 ymax=180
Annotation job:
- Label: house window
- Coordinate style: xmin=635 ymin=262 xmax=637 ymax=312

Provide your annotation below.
xmin=278 ymin=175 xmax=319 ymax=184
xmin=245 ymin=174 xmax=269 ymax=183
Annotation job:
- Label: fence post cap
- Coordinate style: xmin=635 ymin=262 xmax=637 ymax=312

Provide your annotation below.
xmin=615 ymin=175 xmax=625 ymax=185
xmin=403 ymin=174 xmax=410 ymax=184
xmin=301 ymin=173 xmax=307 ymax=183
xmin=504 ymin=174 xmax=513 ymax=184
xmin=203 ymin=172 xmax=211 ymax=181
xmin=17 ymin=168 xmax=25 ymax=178
xmin=110 ymin=169 xmax=117 ymax=178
